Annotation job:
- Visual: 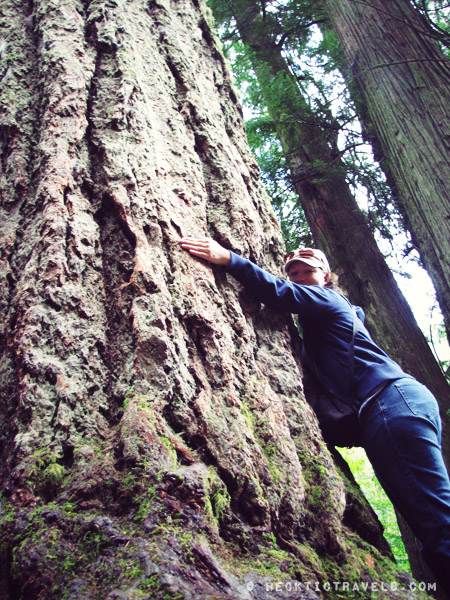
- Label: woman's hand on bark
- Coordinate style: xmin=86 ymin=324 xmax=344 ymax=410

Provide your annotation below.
xmin=179 ymin=237 xmax=231 ymax=265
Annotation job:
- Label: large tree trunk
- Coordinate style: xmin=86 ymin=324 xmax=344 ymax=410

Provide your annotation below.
xmin=323 ymin=0 xmax=450 ymax=347
xmin=209 ymin=0 xmax=450 ymax=591
xmin=0 ymin=0 xmax=426 ymax=598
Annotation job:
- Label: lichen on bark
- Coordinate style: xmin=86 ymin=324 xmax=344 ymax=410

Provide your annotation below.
xmin=0 ymin=0 xmax=434 ymax=598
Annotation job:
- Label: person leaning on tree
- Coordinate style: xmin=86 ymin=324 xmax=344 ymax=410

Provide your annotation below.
xmin=179 ymin=235 xmax=450 ymax=596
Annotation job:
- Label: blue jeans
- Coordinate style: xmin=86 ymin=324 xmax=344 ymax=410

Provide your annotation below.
xmin=359 ymin=377 xmax=450 ymax=594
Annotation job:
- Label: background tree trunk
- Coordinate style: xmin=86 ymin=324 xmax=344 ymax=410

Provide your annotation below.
xmin=0 ymin=0 xmax=436 ymax=598
xmin=323 ymin=0 xmax=450 ymax=347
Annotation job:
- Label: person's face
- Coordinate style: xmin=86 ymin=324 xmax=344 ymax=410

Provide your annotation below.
xmin=287 ymin=261 xmax=329 ymax=286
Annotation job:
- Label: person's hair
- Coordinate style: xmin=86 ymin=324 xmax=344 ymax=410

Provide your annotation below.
xmin=325 ymin=272 xmax=341 ymax=291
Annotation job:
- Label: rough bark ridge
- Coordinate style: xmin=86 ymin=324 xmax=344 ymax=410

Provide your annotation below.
xmin=0 ymin=0 xmax=429 ymax=598
xmin=324 ymin=0 xmax=450 ymax=346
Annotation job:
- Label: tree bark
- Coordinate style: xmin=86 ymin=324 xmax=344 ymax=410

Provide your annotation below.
xmin=0 ymin=0 xmax=425 ymax=598
xmin=323 ymin=0 xmax=450 ymax=347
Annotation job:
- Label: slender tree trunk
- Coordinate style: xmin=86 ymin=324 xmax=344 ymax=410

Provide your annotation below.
xmin=323 ymin=0 xmax=450 ymax=347
xmin=0 ymin=0 xmax=419 ymax=598
xmin=211 ymin=0 xmax=450 ymax=591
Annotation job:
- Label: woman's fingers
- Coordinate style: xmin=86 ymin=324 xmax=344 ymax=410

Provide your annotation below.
xmin=179 ymin=237 xmax=231 ymax=265
xmin=179 ymin=237 xmax=210 ymax=257
xmin=180 ymin=237 xmax=208 ymax=250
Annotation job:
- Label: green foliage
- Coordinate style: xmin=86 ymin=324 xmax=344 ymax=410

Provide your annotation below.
xmin=245 ymin=114 xmax=313 ymax=249
xmin=208 ymin=0 xmax=410 ymax=258
xmin=338 ymin=447 xmax=410 ymax=572
xmin=410 ymin=0 xmax=450 ymax=54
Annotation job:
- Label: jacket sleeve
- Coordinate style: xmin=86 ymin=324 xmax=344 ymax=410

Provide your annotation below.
xmin=225 ymin=251 xmax=336 ymax=317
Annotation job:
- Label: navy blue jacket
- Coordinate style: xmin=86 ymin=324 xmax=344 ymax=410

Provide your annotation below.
xmin=226 ymin=251 xmax=411 ymax=404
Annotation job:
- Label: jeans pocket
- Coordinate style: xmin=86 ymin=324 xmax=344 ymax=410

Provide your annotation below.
xmin=394 ymin=380 xmax=440 ymax=425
